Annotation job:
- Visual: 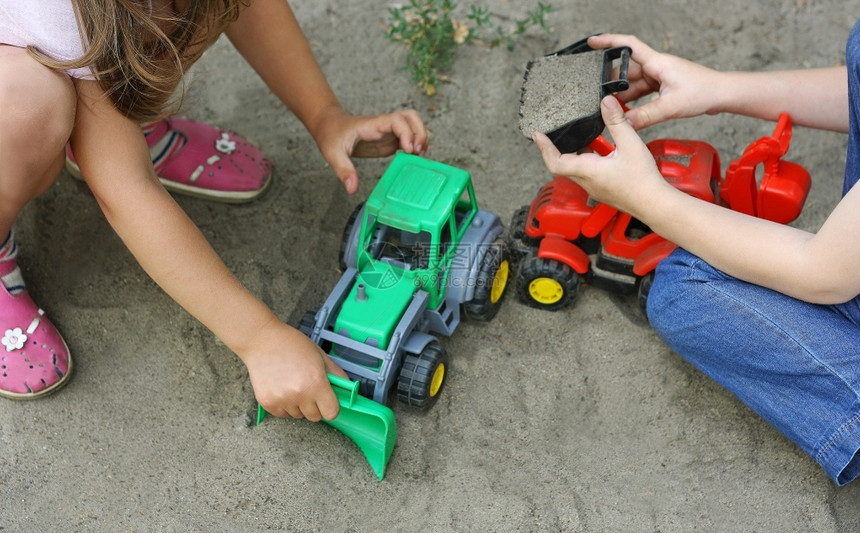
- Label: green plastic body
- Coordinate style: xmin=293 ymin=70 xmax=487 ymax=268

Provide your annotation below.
xmin=333 ymin=272 xmax=416 ymax=352
xmin=256 ymin=374 xmax=396 ymax=480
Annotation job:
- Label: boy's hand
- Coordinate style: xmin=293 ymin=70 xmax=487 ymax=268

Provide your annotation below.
xmin=311 ymin=107 xmax=428 ymax=194
xmin=586 ymin=33 xmax=723 ymax=130
xmin=533 ymin=96 xmax=668 ymax=219
xmin=244 ymin=321 xmax=348 ymax=422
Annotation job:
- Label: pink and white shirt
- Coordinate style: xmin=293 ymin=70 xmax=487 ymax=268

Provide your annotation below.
xmin=0 ymin=1 xmax=93 ymax=78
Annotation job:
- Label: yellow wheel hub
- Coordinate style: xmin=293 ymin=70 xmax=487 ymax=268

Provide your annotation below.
xmin=429 ymin=363 xmax=445 ymax=397
xmin=529 ymin=277 xmax=564 ymax=304
xmin=490 ymin=259 xmax=510 ymax=304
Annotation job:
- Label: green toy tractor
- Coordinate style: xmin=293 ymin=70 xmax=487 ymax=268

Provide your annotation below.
xmin=304 ymin=152 xmax=510 ymax=409
xmin=259 ymin=153 xmax=509 ymax=480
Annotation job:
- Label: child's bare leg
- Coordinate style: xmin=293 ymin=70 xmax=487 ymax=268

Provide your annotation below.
xmin=0 ymin=45 xmax=75 ymax=399
xmin=0 ymin=45 xmax=76 ymax=235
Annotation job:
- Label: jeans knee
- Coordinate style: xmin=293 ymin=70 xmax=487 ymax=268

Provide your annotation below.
xmin=645 ymin=269 xmax=675 ymax=336
xmin=646 ymin=248 xmax=709 ymax=338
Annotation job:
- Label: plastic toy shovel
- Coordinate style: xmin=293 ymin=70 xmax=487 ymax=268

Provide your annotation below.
xmin=256 ymin=374 xmax=397 ymax=480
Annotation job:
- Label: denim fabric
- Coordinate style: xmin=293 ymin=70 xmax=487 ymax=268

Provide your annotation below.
xmin=646 ymin=19 xmax=860 ymax=486
xmin=649 ymin=249 xmax=860 ymax=485
xmin=845 ymin=18 xmax=860 ymax=194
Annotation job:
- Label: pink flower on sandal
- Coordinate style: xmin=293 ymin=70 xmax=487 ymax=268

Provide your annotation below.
xmin=2 ymin=327 xmax=26 ymax=351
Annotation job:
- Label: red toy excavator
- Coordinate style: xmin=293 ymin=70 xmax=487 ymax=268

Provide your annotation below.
xmin=512 ymin=38 xmax=810 ymax=315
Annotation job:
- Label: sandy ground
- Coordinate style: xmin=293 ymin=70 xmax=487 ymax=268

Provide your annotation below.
xmin=3 ymin=1 xmax=860 ymax=531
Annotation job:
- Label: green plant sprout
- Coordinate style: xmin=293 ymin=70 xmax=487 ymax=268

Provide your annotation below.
xmin=385 ymin=0 xmax=554 ymax=96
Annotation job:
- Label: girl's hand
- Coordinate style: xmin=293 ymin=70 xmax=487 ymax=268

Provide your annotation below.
xmin=243 ymin=319 xmax=349 ymax=422
xmin=310 ymin=106 xmax=428 ymax=194
xmin=587 ymin=34 xmax=725 ymax=130
xmin=533 ymin=95 xmax=670 ymax=219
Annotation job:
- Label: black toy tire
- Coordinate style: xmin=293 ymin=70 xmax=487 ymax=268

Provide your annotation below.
xmin=463 ymin=241 xmax=510 ymax=321
xmin=396 ymin=341 xmax=449 ymax=410
xmin=637 ymin=272 xmax=654 ymax=320
xmin=508 ymin=205 xmax=540 ymax=255
xmin=297 ymin=308 xmax=319 ymax=337
xmin=338 ymin=203 xmax=364 ymax=271
xmin=515 ymin=254 xmax=580 ymax=311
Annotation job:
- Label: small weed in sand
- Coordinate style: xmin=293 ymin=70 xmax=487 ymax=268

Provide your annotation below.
xmin=385 ymin=0 xmax=554 ymax=96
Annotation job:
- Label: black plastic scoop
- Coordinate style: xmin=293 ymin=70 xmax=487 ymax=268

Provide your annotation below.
xmin=519 ymin=36 xmax=631 ymax=153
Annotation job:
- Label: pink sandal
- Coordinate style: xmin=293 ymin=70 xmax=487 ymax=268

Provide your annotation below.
xmin=66 ymin=117 xmax=272 ymax=203
xmin=0 ymin=260 xmax=72 ymax=399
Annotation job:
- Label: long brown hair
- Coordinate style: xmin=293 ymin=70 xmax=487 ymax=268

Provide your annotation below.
xmin=31 ymin=0 xmax=245 ymax=120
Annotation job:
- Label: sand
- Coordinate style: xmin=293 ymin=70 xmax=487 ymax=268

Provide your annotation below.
xmin=4 ymin=1 xmax=860 ymax=531
xmin=519 ymin=50 xmax=604 ymax=138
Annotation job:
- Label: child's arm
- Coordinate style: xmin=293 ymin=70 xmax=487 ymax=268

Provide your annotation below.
xmin=535 ymin=96 xmax=860 ymax=304
xmin=69 ymin=78 xmax=346 ymax=420
xmin=224 ymin=0 xmax=428 ymax=194
xmin=587 ymin=34 xmax=849 ymax=133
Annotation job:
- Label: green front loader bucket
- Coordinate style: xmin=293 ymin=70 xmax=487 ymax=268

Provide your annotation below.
xmin=256 ymin=374 xmax=397 ymax=480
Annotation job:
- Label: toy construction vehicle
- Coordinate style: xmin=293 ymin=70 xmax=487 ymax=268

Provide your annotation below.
xmin=311 ymin=151 xmax=509 ymax=407
xmin=512 ymin=38 xmax=810 ymax=314
xmin=261 ymin=152 xmax=510 ymax=479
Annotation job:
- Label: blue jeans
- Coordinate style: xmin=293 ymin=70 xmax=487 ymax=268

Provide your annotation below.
xmin=645 ymin=16 xmax=860 ymax=487
xmin=647 ymin=249 xmax=860 ymax=485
